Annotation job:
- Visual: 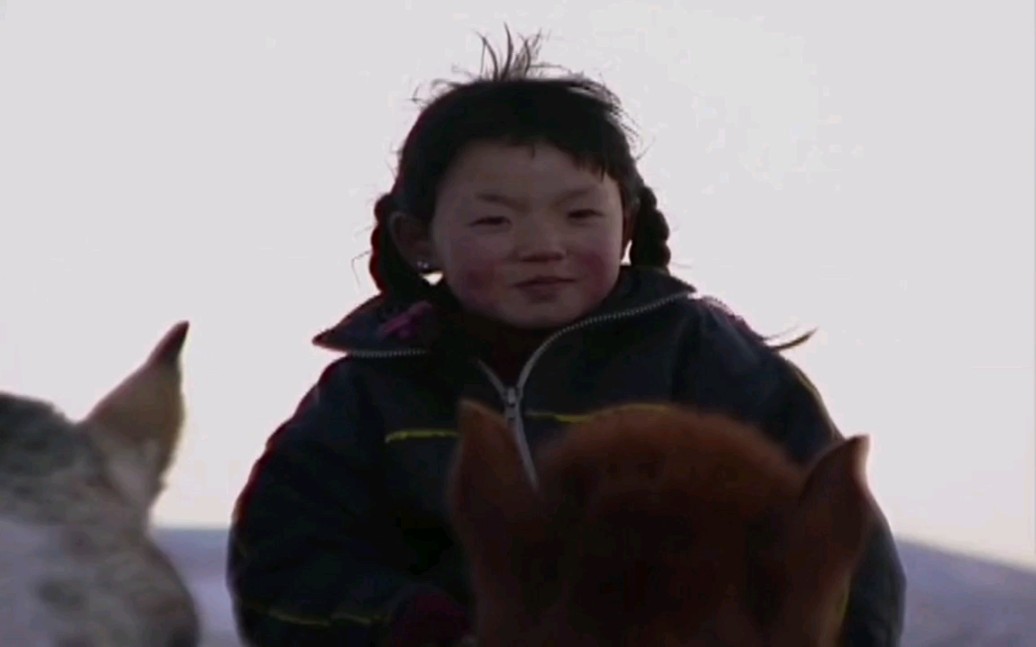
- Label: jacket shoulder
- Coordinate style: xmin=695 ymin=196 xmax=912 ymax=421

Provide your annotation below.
xmin=259 ymin=356 xmax=380 ymax=452
xmin=659 ymin=293 xmax=779 ymax=374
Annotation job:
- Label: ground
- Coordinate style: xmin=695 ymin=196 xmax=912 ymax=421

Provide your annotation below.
xmin=156 ymin=528 xmax=1036 ymax=647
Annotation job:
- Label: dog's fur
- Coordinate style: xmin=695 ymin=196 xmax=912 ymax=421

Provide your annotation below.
xmin=450 ymin=402 xmax=875 ymax=647
xmin=0 ymin=323 xmax=198 ymax=646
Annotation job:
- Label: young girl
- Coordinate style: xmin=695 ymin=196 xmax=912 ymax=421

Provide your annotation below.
xmin=228 ymin=35 xmax=905 ymax=647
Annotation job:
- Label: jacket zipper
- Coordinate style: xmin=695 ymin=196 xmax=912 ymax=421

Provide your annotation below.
xmin=474 ymin=290 xmax=691 ymax=489
xmin=344 ymin=348 xmax=428 ymax=360
xmin=475 ymin=365 xmax=539 ymax=489
xmin=345 ymin=291 xmax=692 ymax=487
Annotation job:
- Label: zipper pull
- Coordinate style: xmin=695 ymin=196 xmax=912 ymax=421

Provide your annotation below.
xmin=503 ymin=387 xmax=520 ymax=429
xmin=502 ymin=385 xmax=539 ymax=490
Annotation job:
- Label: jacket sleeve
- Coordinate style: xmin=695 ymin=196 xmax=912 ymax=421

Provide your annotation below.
xmin=683 ymin=302 xmax=906 ymax=646
xmin=227 ymin=359 xmax=450 ymax=646
xmin=763 ymin=360 xmax=907 ymax=646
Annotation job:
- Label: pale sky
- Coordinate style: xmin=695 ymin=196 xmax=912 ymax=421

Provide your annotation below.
xmin=1 ymin=2 xmax=1033 ymax=568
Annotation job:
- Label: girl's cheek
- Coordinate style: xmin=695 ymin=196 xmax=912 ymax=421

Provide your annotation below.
xmin=445 ymin=256 xmax=501 ymax=308
xmin=455 ymin=266 xmax=492 ymax=294
xmin=577 ymin=250 xmax=611 ymax=274
xmin=575 ymin=249 xmax=622 ymax=291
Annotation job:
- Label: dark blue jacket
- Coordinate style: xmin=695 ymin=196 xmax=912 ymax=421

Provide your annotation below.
xmin=227 ymin=268 xmax=906 ymax=646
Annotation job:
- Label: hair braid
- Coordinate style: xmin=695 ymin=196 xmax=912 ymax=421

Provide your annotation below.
xmin=629 ymin=185 xmax=672 ymax=271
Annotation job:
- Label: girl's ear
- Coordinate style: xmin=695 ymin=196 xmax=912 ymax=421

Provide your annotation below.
xmin=621 ymin=208 xmax=636 ymax=259
xmin=388 ymin=211 xmax=438 ymax=271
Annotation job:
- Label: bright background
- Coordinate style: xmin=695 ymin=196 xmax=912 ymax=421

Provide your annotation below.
xmin=1 ymin=2 xmax=1033 ymax=568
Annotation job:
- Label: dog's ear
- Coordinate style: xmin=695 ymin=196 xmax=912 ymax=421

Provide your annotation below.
xmin=793 ymin=436 xmax=874 ymax=571
xmin=773 ymin=436 xmax=876 ymax=644
xmin=448 ymin=400 xmax=547 ymax=605
xmin=449 ymin=400 xmax=541 ymax=540
xmin=84 ymin=322 xmax=189 ymax=512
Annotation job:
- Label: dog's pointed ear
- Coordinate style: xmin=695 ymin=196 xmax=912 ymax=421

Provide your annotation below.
xmin=449 ymin=400 xmax=540 ymax=530
xmin=84 ymin=322 xmax=189 ymax=511
xmin=448 ymin=400 xmax=545 ymax=578
xmin=774 ymin=436 xmax=876 ymax=643
xmin=448 ymin=402 xmax=553 ymax=647
xmin=795 ymin=435 xmax=874 ymax=561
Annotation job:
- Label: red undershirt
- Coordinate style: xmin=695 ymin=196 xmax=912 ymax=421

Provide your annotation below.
xmin=444 ymin=308 xmax=555 ymax=385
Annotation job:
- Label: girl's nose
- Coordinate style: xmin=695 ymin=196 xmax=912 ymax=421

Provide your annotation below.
xmin=515 ymin=221 xmax=565 ymax=262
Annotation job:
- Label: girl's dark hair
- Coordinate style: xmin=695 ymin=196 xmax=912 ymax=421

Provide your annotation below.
xmin=366 ymin=29 xmax=811 ymax=351
xmin=368 ymin=30 xmax=670 ymax=302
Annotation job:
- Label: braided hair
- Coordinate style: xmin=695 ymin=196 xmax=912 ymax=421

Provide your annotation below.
xmin=367 ymin=30 xmax=673 ymax=302
xmin=628 ymin=186 xmax=671 ymax=269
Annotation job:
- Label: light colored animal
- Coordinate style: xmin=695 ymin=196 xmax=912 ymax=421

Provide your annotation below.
xmin=0 ymin=323 xmax=198 ymax=647
xmin=450 ymin=402 xmax=876 ymax=647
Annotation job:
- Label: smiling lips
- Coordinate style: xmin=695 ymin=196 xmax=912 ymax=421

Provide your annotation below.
xmin=515 ymin=276 xmax=574 ymax=288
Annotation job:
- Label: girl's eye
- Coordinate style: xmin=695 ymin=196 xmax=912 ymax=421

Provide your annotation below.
xmin=472 ymin=216 xmax=509 ymax=227
xmin=569 ymin=209 xmax=601 ymax=220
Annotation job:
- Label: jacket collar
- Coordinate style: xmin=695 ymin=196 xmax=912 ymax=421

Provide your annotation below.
xmin=312 ymin=266 xmax=696 ymax=355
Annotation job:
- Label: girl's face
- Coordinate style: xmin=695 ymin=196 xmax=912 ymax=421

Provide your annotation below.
xmin=428 ymin=141 xmax=628 ymax=330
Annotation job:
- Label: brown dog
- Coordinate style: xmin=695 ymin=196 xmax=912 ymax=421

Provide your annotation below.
xmin=450 ymin=402 xmax=875 ymax=647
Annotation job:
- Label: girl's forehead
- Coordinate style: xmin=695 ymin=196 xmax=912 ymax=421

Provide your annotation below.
xmin=439 ymin=140 xmax=617 ymax=202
